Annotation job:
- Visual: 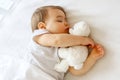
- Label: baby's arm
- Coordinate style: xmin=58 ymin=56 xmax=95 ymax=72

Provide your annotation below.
xmin=69 ymin=44 xmax=105 ymax=76
xmin=34 ymin=33 xmax=94 ymax=47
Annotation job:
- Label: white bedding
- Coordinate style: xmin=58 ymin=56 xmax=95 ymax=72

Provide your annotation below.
xmin=0 ymin=0 xmax=120 ymax=80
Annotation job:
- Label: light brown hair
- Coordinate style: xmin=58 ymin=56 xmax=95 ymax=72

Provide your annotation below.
xmin=31 ymin=5 xmax=66 ymax=32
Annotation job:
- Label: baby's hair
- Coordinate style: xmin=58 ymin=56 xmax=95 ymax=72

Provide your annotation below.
xmin=31 ymin=5 xmax=66 ymax=32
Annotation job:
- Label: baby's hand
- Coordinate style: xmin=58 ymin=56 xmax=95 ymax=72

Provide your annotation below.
xmin=82 ymin=37 xmax=94 ymax=48
xmin=90 ymin=44 xmax=105 ymax=60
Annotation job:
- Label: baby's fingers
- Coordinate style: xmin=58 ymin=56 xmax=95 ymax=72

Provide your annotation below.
xmin=89 ymin=40 xmax=95 ymax=48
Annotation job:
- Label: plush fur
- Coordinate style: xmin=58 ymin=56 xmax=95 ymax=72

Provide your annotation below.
xmin=54 ymin=21 xmax=90 ymax=72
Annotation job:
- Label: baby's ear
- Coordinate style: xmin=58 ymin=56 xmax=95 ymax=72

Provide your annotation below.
xmin=37 ymin=22 xmax=46 ymax=29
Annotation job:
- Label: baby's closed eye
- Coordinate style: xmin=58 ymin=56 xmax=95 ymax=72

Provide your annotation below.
xmin=56 ymin=20 xmax=63 ymax=22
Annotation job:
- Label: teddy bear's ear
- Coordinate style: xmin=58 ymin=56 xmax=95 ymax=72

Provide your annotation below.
xmin=69 ymin=21 xmax=90 ymax=36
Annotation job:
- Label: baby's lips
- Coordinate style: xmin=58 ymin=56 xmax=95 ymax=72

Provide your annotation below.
xmin=65 ymin=27 xmax=69 ymax=33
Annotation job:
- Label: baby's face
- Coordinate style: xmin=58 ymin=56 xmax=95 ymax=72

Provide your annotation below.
xmin=45 ymin=8 xmax=69 ymax=34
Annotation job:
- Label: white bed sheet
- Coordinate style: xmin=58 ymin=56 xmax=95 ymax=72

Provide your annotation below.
xmin=0 ymin=0 xmax=120 ymax=80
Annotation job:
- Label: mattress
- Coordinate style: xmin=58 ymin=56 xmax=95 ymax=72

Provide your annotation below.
xmin=0 ymin=0 xmax=120 ymax=80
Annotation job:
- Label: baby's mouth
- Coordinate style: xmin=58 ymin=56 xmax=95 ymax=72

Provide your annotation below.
xmin=65 ymin=28 xmax=69 ymax=33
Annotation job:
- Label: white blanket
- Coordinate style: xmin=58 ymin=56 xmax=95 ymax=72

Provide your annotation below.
xmin=0 ymin=0 xmax=120 ymax=80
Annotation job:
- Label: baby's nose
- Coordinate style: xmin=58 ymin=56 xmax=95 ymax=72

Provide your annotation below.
xmin=65 ymin=23 xmax=70 ymax=33
xmin=64 ymin=22 xmax=69 ymax=27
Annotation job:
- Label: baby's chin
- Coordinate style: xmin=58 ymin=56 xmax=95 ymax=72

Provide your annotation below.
xmin=65 ymin=28 xmax=69 ymax=33
xmin=56 ymin=31 xmax=69 ymax=34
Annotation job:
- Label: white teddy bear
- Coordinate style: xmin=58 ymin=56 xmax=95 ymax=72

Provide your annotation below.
xmin=54 ymin=21 xmax=91 ymax=72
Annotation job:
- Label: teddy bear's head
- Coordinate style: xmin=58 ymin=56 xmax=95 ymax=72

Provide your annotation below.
xmin=69 ymin=21 xmax=90 ymax=36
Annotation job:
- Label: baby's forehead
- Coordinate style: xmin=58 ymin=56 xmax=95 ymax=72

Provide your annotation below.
xmin=47 ymin=8 xmax=66 ymax=17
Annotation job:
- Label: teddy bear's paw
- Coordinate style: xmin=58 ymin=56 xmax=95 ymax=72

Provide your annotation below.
xmin=54 ymin=60 xmax=69 ymax=72
xmin=74 ymin=63 xmax=83 ymax=70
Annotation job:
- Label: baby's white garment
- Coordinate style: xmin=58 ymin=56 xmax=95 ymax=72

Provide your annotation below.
xmin=0 ymin=55 xmax=58 ymax=80
xmin=25 ymin=29 xmax=64 ymax=80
